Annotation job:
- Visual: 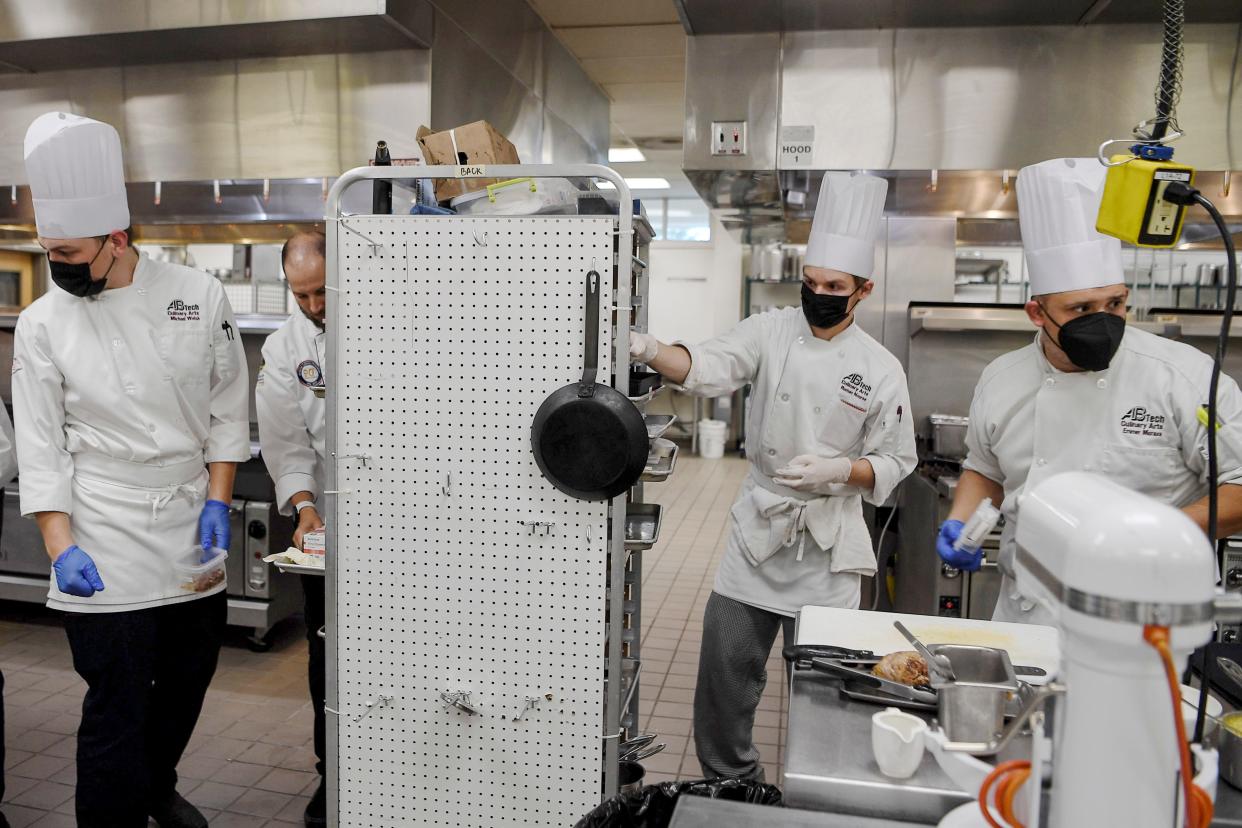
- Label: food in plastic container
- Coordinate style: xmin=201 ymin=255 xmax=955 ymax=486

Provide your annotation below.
xmin=174 ymin=547 xmax=228 ymax=593
xmin=303 ymin=530 xmax=326 ymax=557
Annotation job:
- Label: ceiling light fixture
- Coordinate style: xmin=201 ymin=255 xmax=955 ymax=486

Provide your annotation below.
xmin=608 ymin=147 xmax=647 ymax=163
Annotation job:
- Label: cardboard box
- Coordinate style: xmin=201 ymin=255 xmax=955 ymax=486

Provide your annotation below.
xmin=302 ymin=530 xmax=326 ymax=557
xmin=416 ymin=121 xmax=521 ymax=202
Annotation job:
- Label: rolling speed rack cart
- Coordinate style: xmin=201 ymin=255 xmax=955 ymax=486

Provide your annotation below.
xmin=323 ymin=164 xmax=668 ymax=826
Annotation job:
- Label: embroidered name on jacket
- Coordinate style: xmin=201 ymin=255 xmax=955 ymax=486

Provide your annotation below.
xmin=1120 ymin=406 xmax=1166 ymax=438
xmin=839 ymin=373 xmax=873 ymax=409
xmin=167 ymin=299 xmax=201 ymax=321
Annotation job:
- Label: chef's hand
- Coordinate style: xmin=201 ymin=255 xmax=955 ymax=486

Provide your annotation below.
xmin=773 ymin=455 xmax=853 ymax=494
xmin=936 ymin=519 xmax=982 ymax=571
xmin=629 ymin=331 xmax=660 ymax=363
xmin=199 ymin=499 xmax=231 ymax=558
xmin=294 ymin=506 xmax=325 ymax=551
xmin=53 ymin=545 xmax=105 ymax=597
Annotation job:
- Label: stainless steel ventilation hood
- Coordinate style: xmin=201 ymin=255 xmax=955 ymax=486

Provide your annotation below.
xmin=0 ymin=1 xmax=433 ymax=73
xmin=683 ymin=22 xmax=1242 ymax=241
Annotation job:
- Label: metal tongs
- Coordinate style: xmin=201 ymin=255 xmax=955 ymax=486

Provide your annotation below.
xmin=783 ymin=644 xmax=937 ymax=705
xmin=894 ymin=620 xmax=956 ymax=683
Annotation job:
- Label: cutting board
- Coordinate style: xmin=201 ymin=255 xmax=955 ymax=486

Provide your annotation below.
xmin=796 ymin=606 xmax=1060 ymax=684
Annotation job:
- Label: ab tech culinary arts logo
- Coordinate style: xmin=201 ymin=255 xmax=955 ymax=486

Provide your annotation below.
xmin=166 ymin=299 xmax=201 ymax=321
xmin=1120 ymin=406 xmax=1166 ymax=439
xmin=839 ymin=372 xmax=873 ymax=412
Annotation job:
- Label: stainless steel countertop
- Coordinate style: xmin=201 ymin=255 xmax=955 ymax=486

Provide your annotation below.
xmin=783 ymin=668 xmax=1242 ymax=826
xmin=669 ymin=797 xmax=932 ymax=827
xmin=784 ymin=669 xmax=972 ymax=823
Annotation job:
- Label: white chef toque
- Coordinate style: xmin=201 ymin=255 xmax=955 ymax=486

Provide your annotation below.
xmin=804 ymin=171 xmax=888 ymax=279
xmin=1017 ymin=157 xmax=1124 ymax=296
xmin=24 ymin=112 xmax=130 ymax=240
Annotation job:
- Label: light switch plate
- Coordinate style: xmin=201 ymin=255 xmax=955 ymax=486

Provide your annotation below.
xmin=710 ymin=120 xmax=747 ymax=156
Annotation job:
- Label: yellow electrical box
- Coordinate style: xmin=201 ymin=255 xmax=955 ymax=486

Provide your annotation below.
xmin=1096 ymin=154 xmax=1195 ymax=247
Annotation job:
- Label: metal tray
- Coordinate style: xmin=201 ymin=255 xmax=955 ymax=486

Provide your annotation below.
xmin=641 ymin=441 xmax=679 ymax=482
xmin=625 ymin=503 xmax=663 ymax=550
xmin=644 ymin=414 xmax=676 ymax=440
xmin=272 ymin=560 xmax=325 ymax=577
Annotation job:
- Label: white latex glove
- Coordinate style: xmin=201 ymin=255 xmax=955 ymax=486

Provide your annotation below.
xmin=773 ymin=455 xmax=853 ymax=494
xmin=629 ymin=331 xmax=660 ymax=363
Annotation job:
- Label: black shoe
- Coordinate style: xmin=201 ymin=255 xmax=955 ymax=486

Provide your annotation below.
xmin=150 ymin=791 xmax=207 ymax=828
xmin=0 ymin=809 xmax=9 ymax=828
xmin=305 ymin=778 xmax=326 ymax=827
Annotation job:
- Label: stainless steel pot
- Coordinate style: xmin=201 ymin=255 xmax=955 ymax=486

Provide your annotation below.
xmin=928 ymin=414 xmax=970 ymax=460
xmin=931 ymin=644 xmax=1019 ymax=744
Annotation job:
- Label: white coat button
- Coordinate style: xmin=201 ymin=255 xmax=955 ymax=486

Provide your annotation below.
xmin=1037 ymin=458 xmax=1047 ymax=466
xmin=1097 ymin=379 xmax=1108 ymax=389
xmin=781 ymin=393 xmax=790 ymax=402
xmin=137 ymin=288 xmax=147 ymax=295
xmin=124 ymin=386 xmax=135 ymax=395
xmin=112 ymin=339 xmax=122 ymax=348
xmin=767 ymin=449 xmax=777 ymax=456
xmin=1044 ymin=377 xmax=1054 ymax=387
xmin=814 ymin=406 xmax=822 ymax=414
xmin=798 ymin=337 xmax=805 ymax=345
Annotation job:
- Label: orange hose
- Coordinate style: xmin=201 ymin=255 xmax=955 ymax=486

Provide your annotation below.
xmin=978 ymin=760 xmax=1029 ymax=828
xmin=998 ymin=765 xmax=1032 ymax=825
xmin=1143 ymin=624 xmax=1214 ymax=828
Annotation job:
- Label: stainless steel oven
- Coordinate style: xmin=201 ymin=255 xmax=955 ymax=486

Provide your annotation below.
xmin=895 ymin=470 xmax=1003 ymax=619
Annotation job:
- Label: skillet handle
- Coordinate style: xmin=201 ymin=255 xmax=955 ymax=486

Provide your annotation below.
xmin=578 ymin=269 xmax=601 ymax=395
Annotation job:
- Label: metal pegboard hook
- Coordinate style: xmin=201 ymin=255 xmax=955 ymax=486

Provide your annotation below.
xmin=473 ymin=230 xmax=489 ymax=246
xmin=441 ymin=691 xmax=478 ymax=715
xmin=325 ymin=692 xmax=394 ymax=723
xmin=442 ymin=473 xmax=452 ymax=496
xmin=341 ymin=220 xmax=384 ymax=253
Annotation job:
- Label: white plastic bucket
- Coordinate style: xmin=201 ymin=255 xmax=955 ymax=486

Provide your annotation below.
xmin=698 ymin=419 xmax=727 ymax=459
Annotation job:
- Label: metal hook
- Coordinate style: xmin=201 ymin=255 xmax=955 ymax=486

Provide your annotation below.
xmin=925 ymin=169 xmax=939 ymax=193
xmin=1001 ymin=169 xmax=1011 ymax=195
xmin=441 ymin=691 xmax=478 ymax=715
xmin=442 ymin=473 xmax=451 ymax=496
xmin=341 ymin=221 xmax=383 ymax=254
xmin=473 ymin=231 xmax=489 ymax=246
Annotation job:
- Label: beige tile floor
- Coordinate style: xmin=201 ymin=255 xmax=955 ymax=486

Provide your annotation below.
xmin=633 ymin=453 xmax=789 ymax=785
xmin=0 ymin=452 xmax=775 ymax=825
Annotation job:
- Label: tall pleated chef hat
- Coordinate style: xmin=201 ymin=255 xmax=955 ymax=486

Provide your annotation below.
xmin=1018 ymin=157 xmax=1123 ymax=296
xmin=24 ymin=111 xmax=130 ymax=239
xmin=804 ymin=171 xmax=888 ymax=279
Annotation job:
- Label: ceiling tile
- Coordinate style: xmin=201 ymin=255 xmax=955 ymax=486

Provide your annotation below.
xmin=556 ymin=24 xmax=685 ymax=59
xmin=603 ymin=81 xmax=685 ymax=105
xmin=527 ymin=0 xmax=680 ymax=27
xmin=580 ymin=55 xmax=684 ymax=85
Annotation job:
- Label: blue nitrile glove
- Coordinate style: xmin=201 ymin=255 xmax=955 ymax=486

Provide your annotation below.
xmin=53 ymin=545 xmax=105 ymax=597
xmin=937 ymin=519 xmax=982 ymax=572
xmin=199 ymin=499 xmax=231 ymax=557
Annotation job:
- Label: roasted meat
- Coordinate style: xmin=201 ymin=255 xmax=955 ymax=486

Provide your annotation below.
xmin=873 ymin=650 xmax=930 ymax=686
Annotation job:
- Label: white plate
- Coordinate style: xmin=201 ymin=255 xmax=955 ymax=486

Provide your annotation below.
xmin=272 ymin=560 xmax=325 ymax=576
xmin=937 ymin=803 xmax=990 ymax=828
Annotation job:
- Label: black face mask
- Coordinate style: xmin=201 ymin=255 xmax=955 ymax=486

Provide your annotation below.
xmin=48 ymin=240 xmax=112 ymax=298
xmin=1039 ymin=305 xmax=1126 ymax=372
xmin=801 ymin=282 xmax=861 ymax=330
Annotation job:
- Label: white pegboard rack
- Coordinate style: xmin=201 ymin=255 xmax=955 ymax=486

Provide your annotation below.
xmin=322 ymin=165 xmax=670 ymax=827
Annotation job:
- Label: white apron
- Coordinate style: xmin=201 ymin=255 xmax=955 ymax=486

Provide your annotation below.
xmin=60 ymin=454 xmax=217 ymax=610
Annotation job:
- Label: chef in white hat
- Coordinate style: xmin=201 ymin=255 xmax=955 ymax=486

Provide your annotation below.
xmin=12 ymin=112 xmax=249 ymax=828
xmin=630 ymin=171 xmax=916 ymax=779
xmin=940 ymin=157 xmax=1242 ymax=624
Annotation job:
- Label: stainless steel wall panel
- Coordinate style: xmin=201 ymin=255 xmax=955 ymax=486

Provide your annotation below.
xmin=878 ymin=218 xmax=957 ymax=366
xmin=683 ymin=33 xmax=780 ymax=171
xmin=541 ymin=32 xmax=610 ymax=160
xmin=338 ymin=50 xmax=433 ymax=167
xmin=237 ymin=56 xmax=342 ymax=179
xmin=122 ymin=61 xmax=244 ymax=181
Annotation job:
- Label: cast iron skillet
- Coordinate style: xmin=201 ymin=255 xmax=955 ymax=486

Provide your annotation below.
xmin=532 ymin=270 xmax=648 ymax=500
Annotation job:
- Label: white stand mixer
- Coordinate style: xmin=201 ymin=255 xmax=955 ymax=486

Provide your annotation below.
xmin=930 ymin=471 xmax=1222 ymax=828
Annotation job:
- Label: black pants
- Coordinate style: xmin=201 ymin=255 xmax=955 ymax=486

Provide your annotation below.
xmin=302 ymin=575 xmax=326 ymax=778
xmin=64 ymin=591 xmax=226 ymax=828
xmin=693 ymin=592 xmax=795 ymax=780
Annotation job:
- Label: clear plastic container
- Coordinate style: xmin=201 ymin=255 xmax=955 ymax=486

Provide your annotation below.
xmin=954 ymin=498 xmax=1002 ymax=554
xmin=175 ymin=547 xmax=228 ymax=593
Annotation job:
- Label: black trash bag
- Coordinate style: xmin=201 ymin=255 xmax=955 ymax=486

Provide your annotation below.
xmin=574 ymin=778 xmax=782 ymax=828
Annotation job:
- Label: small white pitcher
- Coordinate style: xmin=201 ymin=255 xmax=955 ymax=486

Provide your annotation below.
xmin=872 ymin=707 xmax=928 ymax=779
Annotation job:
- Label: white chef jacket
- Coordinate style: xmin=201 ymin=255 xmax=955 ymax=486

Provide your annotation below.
xmin=680 ymin=307 xmax=917 ymax=616
xmin=13 ymin=253 xmax=250 ymax=611
xmin=255 ymin=312 xmax=326 ymax=515
xmin=964 ymin=326 xmax=1242 ymax=623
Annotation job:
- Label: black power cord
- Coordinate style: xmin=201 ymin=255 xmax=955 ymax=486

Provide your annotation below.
xmin=1165 ymin=180 xmax=1239 ymax=745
